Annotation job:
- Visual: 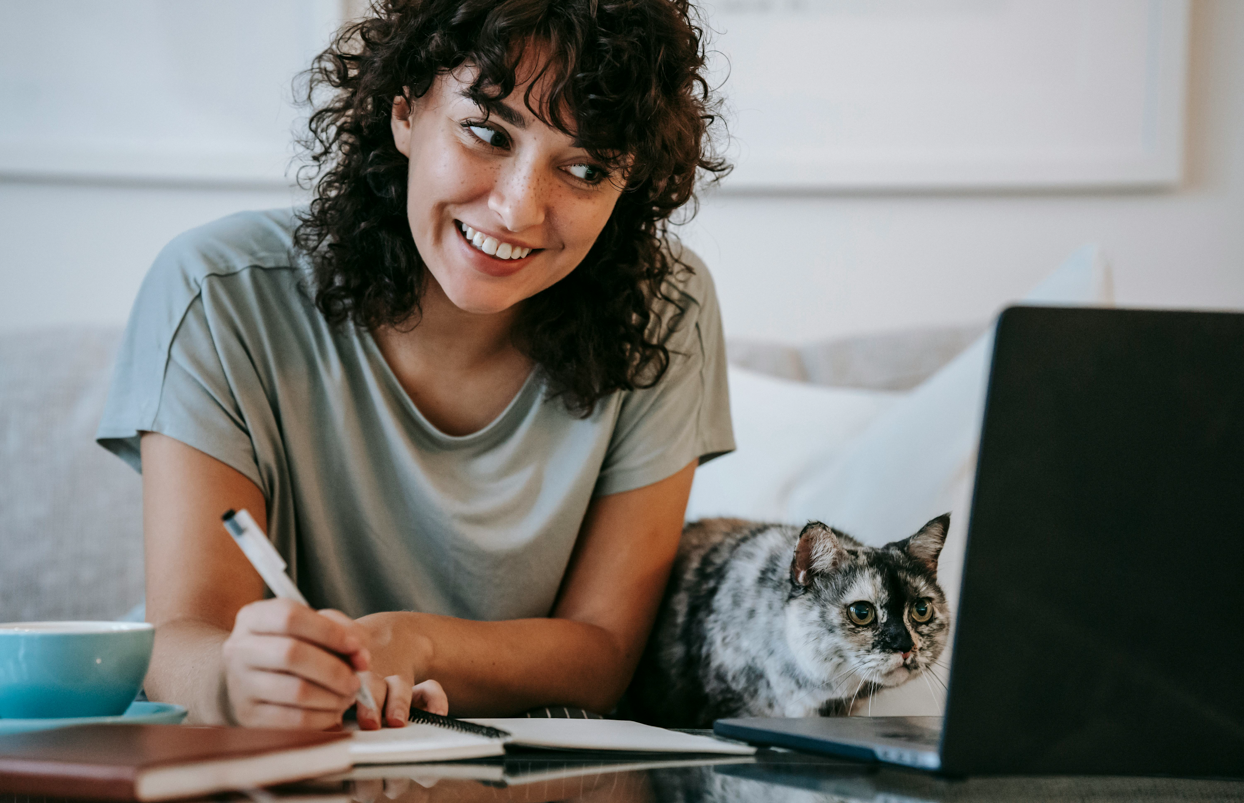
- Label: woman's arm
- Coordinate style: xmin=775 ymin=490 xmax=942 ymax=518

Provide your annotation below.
xmin=145 ymin=428 xmax=695 ymax=722
xmin=357 ymin=459 xmax=698 ymax=715
xmin=141 ymin=432 xmax=374 ymax=728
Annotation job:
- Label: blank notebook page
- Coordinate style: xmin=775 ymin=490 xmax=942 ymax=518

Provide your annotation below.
xmin=349 ymin=723 xmax=505 ymax=764
xmin=465 ymin=718 xmax=756 ymax=755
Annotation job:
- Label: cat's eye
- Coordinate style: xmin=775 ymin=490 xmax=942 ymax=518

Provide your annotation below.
xmin=846 ymin=601 xmax=875 ymax=626
xmin=911 ymin=599 xmax=933 ymax=623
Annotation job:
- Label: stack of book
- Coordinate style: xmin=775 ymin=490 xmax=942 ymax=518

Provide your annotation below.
xmin=0 ymin=724 xmax=351 ymax=801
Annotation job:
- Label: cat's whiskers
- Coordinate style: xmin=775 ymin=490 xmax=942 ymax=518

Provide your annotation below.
xmin=826 ymin=663 xmax=860 ymax=689
xmin=757 ymin=637 xmax=871 ymax=716
xmin=920 ymin=670 xmax=943 ymax=714
xmin=726 ymin=632 xmax=845 ymax=712
xmin=785 ymin=664 xmax=861 ymax=715
xmin=846 ymin=673 xmax=869 ymax=717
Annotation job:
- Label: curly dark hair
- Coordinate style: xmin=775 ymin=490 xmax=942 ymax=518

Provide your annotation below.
xmin=294 ymin=0 xmax=728 ymax=415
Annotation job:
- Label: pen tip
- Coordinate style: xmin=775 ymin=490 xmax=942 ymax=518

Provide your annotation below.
xmin=222 ymin=509 xmax=236 ymax=521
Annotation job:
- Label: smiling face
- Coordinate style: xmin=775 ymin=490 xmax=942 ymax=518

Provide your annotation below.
xmin=391 ymin=59 xmax=626 ymax=317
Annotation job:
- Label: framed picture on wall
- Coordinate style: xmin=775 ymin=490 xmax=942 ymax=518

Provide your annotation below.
xmin=704 ymin=0 xmax=1190 ymax=191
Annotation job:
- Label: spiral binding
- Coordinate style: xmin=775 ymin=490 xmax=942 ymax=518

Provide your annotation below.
xmin=408 ymin=709 xmax=513 ymax=741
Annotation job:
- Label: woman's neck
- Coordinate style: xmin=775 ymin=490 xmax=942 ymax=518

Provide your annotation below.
xmin=378 ymin=273 xmax=522 ymax=371
xmin=370 ymin=274 xmax=534 ymax=436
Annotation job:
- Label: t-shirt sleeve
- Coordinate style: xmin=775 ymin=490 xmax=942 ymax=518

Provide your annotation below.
xmin=96 ymin=235 xmax=265 ymax=492
xmin=592 ymin=247 xmax=735 ymax=497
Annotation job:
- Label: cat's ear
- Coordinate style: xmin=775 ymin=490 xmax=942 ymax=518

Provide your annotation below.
xmin=791 ymin=522 xmax=847 ymax=588
xmin=902 ymin=514 xmax=950 ymax=576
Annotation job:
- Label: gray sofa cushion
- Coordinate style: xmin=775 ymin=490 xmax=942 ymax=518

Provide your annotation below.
xmin=728 ymin=323 xmax=985 ymax=390
xmin=0 ymin=326 xmax=144 ymax=622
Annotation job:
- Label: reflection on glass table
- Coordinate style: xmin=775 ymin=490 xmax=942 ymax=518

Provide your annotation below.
xmin=261 ymin=746 xmax=1244 ymax=803
xmin=8 ymin=745 xmax=1242 ymax=803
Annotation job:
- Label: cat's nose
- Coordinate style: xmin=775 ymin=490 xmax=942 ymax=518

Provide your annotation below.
xmin=901 ymin=650 xmax=915 ymax=661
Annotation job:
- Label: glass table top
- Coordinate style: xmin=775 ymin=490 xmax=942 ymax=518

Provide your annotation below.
xmin=273 ymin=746 xmax=1244 ymax=803
xmin=5 ymin=742 xmax=1241 ymax=802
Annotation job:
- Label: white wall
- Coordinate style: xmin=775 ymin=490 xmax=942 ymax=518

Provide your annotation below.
xmin=682 ymin=0 xmax=1244 ymax=342
xmin=1 ymin=0 xmax=1241 ymax=342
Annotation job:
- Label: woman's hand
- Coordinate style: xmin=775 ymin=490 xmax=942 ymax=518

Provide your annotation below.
xmin=354 ymin=675 xmax=449 ymax=729
xmin=221 ymin=598 xmax=371 ymax=729
xmin=354 ymin=612 xmax=447 ymax=728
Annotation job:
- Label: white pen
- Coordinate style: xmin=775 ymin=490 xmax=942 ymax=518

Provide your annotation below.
xmin=221 ymin=508 xmax=379 ymax=716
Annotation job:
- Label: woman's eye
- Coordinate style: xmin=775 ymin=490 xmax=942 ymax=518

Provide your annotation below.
xmin=566 ymin=163 xmax=607 ymax=183
xmin=846 ymin=601 xmax=876 ymax=626
xmin=467 ymin=124 xmax=507 ymax=148
xmin=911 ymin=599 xmax=933 ymax=623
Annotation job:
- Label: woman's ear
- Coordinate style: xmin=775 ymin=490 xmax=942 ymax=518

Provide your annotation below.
xmin=391 ymin=94 xmax=413 ymax=157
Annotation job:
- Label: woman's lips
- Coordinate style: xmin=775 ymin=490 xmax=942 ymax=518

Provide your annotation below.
xmin=454 ymin=222 xmax=536 ymax=277
xmin=458 ymin=221 xmax=538 ymax=260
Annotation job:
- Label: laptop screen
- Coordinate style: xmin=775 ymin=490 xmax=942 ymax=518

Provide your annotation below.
xmin=941 ymin=306 xmax=1244 ymax=776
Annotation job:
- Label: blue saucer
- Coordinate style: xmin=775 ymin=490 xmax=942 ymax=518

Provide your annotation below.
xmin=0 ymin=701 xmax=187 ymax=735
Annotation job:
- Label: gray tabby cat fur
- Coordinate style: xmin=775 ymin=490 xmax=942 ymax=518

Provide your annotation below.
xmin=630 ymin=515 xmax=950 ymax=728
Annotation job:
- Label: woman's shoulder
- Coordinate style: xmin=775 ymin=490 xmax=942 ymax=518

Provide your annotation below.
xmin=659 ymin=238 xmax=717 ymax=306
xmin=154 ymin=208 xmax=303 ymax=283
xmin=649 ymin=237 xmax=722 ymax=345
xmin=134 ymin=208 xmax=309 ymax=325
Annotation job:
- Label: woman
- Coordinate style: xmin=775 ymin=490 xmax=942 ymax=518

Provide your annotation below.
xmin=97 ymin=0 xmax=731 ymax=730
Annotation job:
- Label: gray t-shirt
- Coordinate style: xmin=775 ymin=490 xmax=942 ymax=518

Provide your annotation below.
xmin=97 ymin=209 xmax=733 ymax=621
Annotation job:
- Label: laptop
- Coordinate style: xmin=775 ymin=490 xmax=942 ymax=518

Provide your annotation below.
xmin=715 ymin=306 xmax=1244 ymax=777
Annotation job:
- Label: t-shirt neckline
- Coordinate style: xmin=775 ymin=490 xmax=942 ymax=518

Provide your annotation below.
xmin=358 ymin=326 xmax=543 ymax=447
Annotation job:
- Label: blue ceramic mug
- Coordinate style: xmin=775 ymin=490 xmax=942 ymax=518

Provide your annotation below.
xmin=0 ymin=622 xmax=155 ymax=719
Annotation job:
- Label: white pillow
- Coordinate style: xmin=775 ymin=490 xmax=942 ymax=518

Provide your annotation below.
xmin=688 ymin=245 xmax=1113 ymax=717
xmin=782 ymin=244 xmax=1114 ymax=715
xmin=685 ymin=369 xmax=900 ymax=523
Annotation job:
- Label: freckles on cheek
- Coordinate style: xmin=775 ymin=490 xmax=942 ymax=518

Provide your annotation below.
xmin=451 ymin=156 xmax=476 ymax=190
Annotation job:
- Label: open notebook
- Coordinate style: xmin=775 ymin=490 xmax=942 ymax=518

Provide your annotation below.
xmin=349 ymin=711 xmax=756 ymax=764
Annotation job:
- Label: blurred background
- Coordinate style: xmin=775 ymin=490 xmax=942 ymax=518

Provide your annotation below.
xmin=1 ymin=0 xmax=1240 ymax=343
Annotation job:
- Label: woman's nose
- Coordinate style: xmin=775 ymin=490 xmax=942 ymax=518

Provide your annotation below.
xmin=489 ymin=159 xmax=547 ymax=233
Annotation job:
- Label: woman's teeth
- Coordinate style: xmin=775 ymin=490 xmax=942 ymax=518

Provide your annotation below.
xmin=460 ymin=223 xmax=531 ymax=260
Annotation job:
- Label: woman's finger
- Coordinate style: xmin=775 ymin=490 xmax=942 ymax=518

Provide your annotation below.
xmin=315 ymin=609 xmax=372 ymax=670
xmin=243 ymin=701 xmax=345 ymax=731
xmin=244 ymin=668 xmax=352 ymax=712
xmin=226 ymin=633 xmax=361 ymax=698
xmin=235 ymin=599 xmax=364 ymax=659
xmin=410 ymin=679 xmax=449 ymax=717
xmin=354 ymin=670 xmax=387 ymax=730
xmin=383 ymin=675 xmax=414 ymax=727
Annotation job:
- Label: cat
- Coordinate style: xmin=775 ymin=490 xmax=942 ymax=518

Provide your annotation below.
xmin=628 ymin=514 xmax=951 ymax=728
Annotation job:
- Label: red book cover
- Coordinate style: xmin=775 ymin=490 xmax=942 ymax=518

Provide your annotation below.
xmin=0 ymin=723 xmax=351 ymax=801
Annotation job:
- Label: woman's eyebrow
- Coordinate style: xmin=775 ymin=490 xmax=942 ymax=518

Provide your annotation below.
xmin=461 ymin=91 xmax=526 ymax=129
